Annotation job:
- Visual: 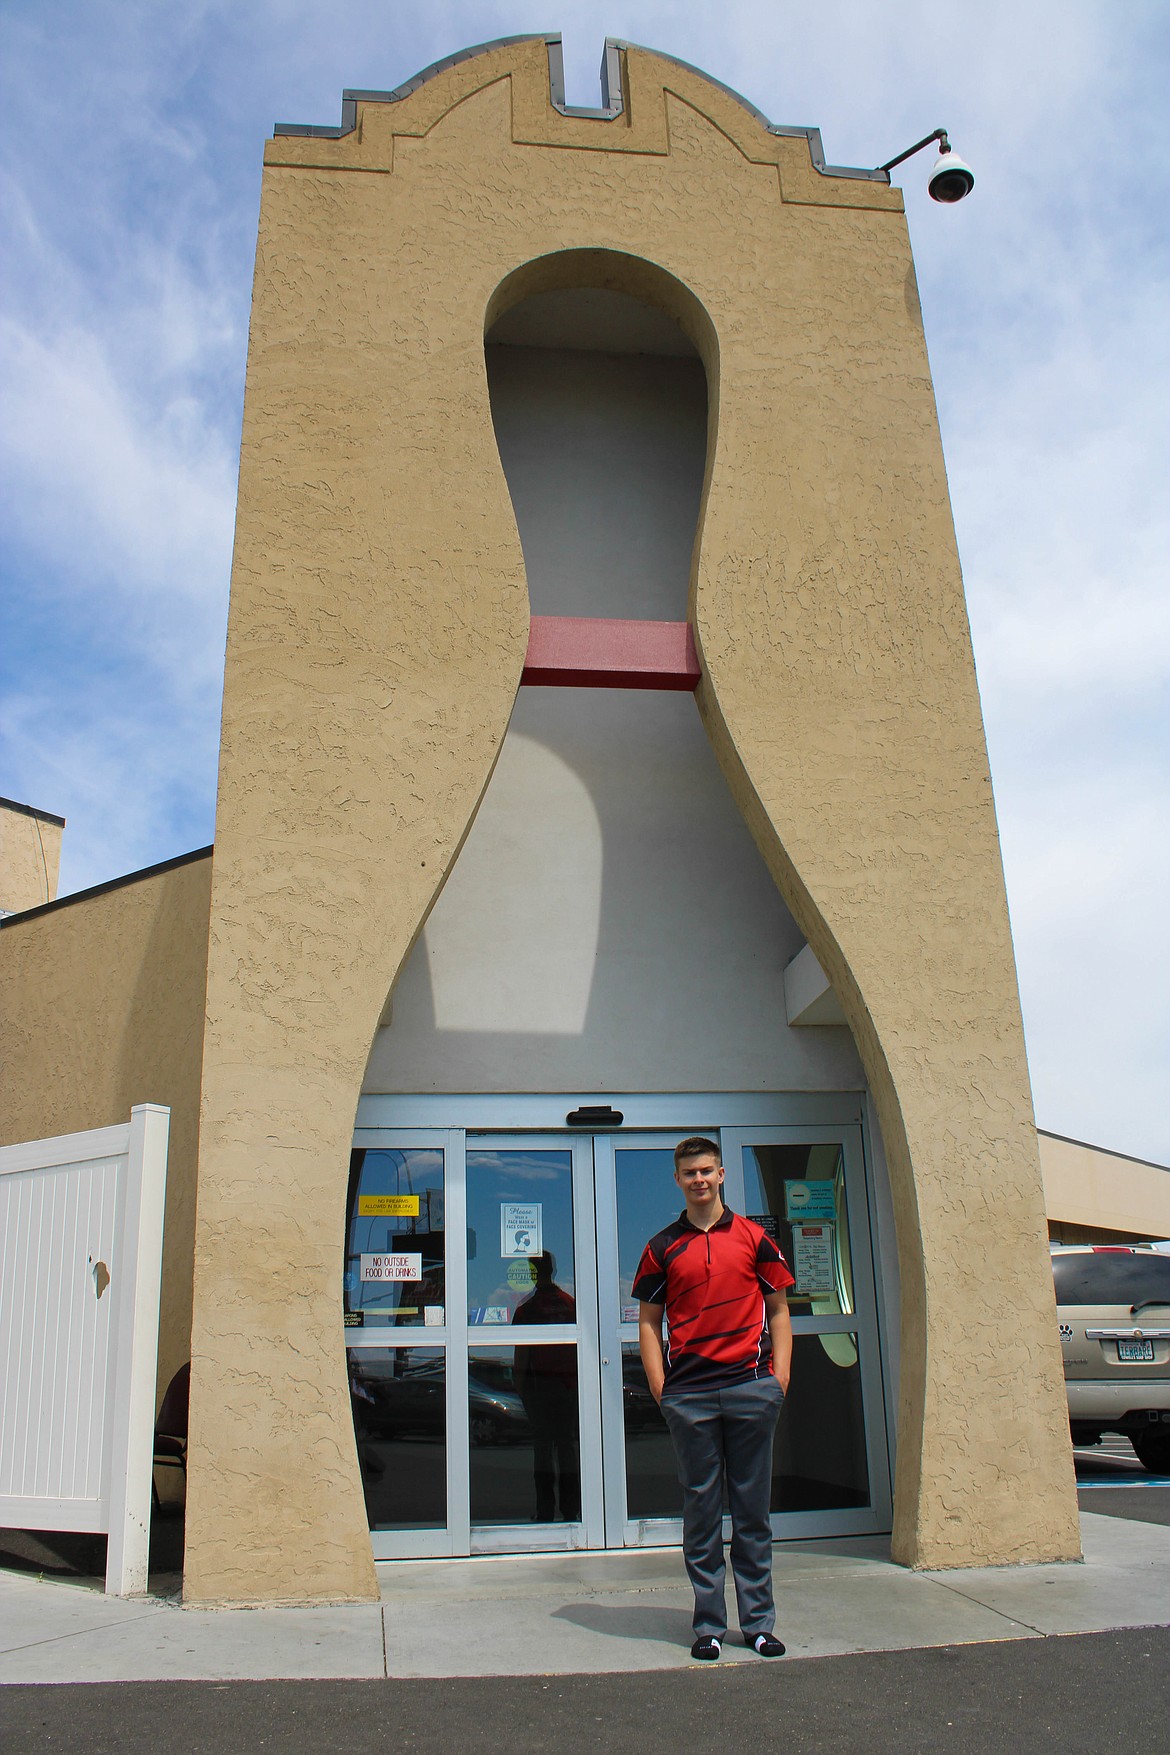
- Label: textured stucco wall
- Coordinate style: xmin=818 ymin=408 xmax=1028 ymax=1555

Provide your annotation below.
xmin=1 ymin=800 xmax=63 ymax=915
xmin=0 ymin=852 xmax=211 ymax=1403
xmin=188 ymin=37 xmax=1078 ymax=1603
xmin=1040 ymin=1133 xmax=1170 ymax=1238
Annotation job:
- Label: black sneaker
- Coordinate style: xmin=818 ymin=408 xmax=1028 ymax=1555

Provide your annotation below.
xmin=748 ymin=1633 xmax=786 ymax=1657
xmin=690 ymin=1636 xmax=722 ymax=1660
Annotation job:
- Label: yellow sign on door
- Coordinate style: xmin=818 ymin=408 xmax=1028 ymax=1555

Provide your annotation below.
xmin=358 ymin=1194 xmax=421 ymax=1216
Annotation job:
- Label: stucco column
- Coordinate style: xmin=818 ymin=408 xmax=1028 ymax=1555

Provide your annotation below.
xmin=184 ymin=154 xmax=529 ymax=1602
xmin=692 ymin=278 xmax=1081 ymax=1560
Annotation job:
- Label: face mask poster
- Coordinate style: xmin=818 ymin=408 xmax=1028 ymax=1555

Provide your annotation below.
xmin=500 ymin=1202 xmax=543 ymax=1259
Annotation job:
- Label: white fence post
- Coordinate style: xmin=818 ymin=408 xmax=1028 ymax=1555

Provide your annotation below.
xmin=104 ymin=1104 xmax=170 ymax=1595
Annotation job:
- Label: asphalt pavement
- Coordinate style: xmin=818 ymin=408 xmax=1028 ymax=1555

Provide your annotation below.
xmin=2 ymin=1453 xmax=1168 ymax=1755
xmin=3 ymin=1628 xmax=1169 ymax=1755
xmin=1078 ymin=1484 xmax=1170 ymax=1524
xmin=1074 ymin=1433 xmax=1170 ymax=1528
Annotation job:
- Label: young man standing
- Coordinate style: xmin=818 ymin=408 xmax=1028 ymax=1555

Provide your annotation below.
xmin=634 ymin=1136 xmax=794 ymax=1660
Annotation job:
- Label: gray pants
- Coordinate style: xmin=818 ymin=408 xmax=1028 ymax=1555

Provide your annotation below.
xmin=661 ymin=1375 xmax=784 ymax=1639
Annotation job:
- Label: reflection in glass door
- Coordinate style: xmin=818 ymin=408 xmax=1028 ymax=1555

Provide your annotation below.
xmin=345 ymin=1130 xmax=604 ymax=1557
xmin=727 ymin=1126 xmax=889 ymax=1536
xmin=593 ymin=1126 xmax=890 ymax=1546
xmin=346 ymin=1110 xmax=890 ymax=1559
xmin=735 ymin=1135 xmax=873 ymax=1516
xmin=594 ymin=1136 xmax=686 ymax=1546
xmin=463 ymin=1138 xmax=601 ymax=1552
xmin=344 ymin=1136 xmax=452 ymax=1556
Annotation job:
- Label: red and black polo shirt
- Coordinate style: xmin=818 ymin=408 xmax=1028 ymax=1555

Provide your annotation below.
xmin=633 ymin=1205 xmax=794 ymax=1395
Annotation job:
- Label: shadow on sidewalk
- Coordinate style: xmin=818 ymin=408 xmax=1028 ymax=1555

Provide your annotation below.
xmin=552 ymin=1601 xmax=696 ymax=1644
xmin=0 ymin=1508 xmax=184 ymax=1595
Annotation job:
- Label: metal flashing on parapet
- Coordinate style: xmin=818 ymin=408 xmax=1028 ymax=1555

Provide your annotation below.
xmin=273 ymin=33 xmax=543 ymax=137
xmin=607 ymin=39 xmax=888 ymax=182
xmin=0 ymin=794 xmax=66 ymax=828
xmin=272 ymin=33 xmax=886 ymax=183
xmin=547 ymin=35 xmax=623 ymax=119
xmin=0 ymin=844 xmax=214 ymax=927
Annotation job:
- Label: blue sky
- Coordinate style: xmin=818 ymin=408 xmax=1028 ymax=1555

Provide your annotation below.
xmin=2 ymin=1 xmax=1167 ymax=1161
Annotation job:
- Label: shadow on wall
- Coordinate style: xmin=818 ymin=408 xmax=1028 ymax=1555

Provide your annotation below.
xmin=115 ymin=861 xmax=210 ymax=1404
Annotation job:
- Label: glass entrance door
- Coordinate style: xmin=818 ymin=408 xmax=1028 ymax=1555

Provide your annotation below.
xmin=726 ymin=1126 xmax=884 ymax=1531
xmin=463 ymin=1136 xmax=602 ymax=1552
xmin=592 ymin=1126 xmax=890 ymax=1546
xmin=345 ymin=1112 xmax=891 ymax=1559
xmin=345 ymin=1129 xmax=605 ymax=1557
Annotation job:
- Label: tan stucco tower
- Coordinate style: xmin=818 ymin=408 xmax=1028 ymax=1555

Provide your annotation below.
xmin=184 ymin=36 xmax=1079 ymax=1604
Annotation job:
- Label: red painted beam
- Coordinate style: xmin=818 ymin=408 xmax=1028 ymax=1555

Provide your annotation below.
xmin=522 ymin=616 xmax=701 ymax=691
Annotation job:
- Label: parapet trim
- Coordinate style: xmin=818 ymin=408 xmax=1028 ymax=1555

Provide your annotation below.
xmin=273 ymin=31 xmax=890 ymax=185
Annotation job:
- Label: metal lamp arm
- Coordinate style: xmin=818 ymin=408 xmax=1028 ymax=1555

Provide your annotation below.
xmin=878 ymin=128 xmax=951 ymax=174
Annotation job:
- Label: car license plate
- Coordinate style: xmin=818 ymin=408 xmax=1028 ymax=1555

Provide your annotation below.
xmin=1117 ymin=1339 xmax=1155 ymax=1362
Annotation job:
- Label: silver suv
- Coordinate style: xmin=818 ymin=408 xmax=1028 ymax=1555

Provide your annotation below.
xmin=1053 ymin=1245 xmax=1170 ymax=1472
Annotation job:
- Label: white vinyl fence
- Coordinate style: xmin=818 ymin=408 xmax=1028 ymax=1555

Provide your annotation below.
xmin=0 ymin=1106 xmax=169 ymax=1594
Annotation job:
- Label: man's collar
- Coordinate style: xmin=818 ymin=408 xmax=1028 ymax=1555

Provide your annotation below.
xmin=678 ymin=1202 xmax=734 ymax=1233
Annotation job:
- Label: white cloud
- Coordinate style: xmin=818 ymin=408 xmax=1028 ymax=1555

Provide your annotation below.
xmin=1 ymin=316 xmax=234 ymax=620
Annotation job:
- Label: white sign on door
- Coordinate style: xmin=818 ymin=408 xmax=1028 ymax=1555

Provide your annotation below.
xmin=361 ymin=1252 xmax=422 ymax=1282
xmin=500 ymin=1202 xmax=542 ymax=1259
xmin=791 ymin=1225 xmax=835 ymax=1296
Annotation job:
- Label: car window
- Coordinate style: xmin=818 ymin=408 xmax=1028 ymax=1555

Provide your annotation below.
xmin=1052 ymin=1252 xmax=1170 ymax=1307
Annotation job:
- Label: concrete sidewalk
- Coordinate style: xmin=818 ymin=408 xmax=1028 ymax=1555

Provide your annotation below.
xmin=1 ymin=1511 xmax=1167 ymax=1685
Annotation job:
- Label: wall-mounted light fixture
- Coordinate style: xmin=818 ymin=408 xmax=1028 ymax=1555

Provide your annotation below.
xmin=879 ymin=128 xmax=975 ymax=203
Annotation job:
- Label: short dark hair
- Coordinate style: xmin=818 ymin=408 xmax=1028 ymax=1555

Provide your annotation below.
xmin=674 ymin=1135 xmax=721 ymax=1169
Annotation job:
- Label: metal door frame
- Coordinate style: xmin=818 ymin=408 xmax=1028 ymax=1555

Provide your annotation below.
xmin=350 ymin=1094 xmax=893 ymax=1559
xmin=721 ymin=1122 xmax=893 ymax=1538
xmin=592 ymin=1128 xmax=695 ymax=1550
xmin=464 ymin=1131 xmax=603 ymax=1554
xmin=592 ymin=1123 xmax=891 ymax=1547
xmin=344 ymin=1127 xmax=461 ymax=1560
